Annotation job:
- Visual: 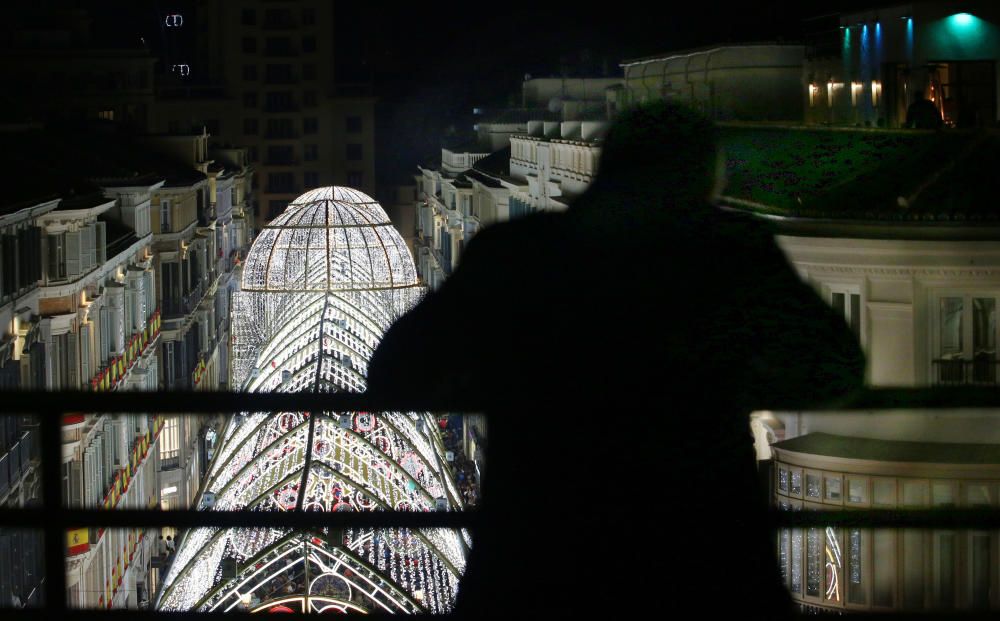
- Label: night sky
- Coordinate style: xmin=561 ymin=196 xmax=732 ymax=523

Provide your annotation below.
xmin=15 ymin=0 xmax=880 ymax=183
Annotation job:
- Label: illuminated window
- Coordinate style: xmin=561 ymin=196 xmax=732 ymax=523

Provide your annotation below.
xmin=809 ymin=84 xmax=819 ymax=107
xmin=851 ymin=82 xmax=863 ymax=106
xmin=98 ymin=110 xmax=114 ymax=121
xmin=160 ymin=416 xmax=180 ymax=462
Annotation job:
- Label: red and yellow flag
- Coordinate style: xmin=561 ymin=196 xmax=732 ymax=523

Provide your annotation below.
xmin=66 ymin=528 xmax=89 ymax=555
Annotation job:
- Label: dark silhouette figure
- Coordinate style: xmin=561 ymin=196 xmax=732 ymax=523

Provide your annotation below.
xmin=906 ymin=89 xmax=943 ymax=129
xmin=367 ymin=102 xmax=865 ymax=617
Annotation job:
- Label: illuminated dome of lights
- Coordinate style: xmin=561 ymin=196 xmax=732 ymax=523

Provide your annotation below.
xmin=157 ymin=188 xmax=466 ymax=614
xmin=242 ymin=186 xmax=418 ymax=293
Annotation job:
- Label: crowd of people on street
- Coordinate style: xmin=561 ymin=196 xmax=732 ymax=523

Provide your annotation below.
xmin=437 ymin=416 xmax=480 ymax=508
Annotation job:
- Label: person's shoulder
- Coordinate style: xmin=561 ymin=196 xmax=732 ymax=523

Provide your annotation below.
xmin=460 ymin=211 xmax=566 ymax=262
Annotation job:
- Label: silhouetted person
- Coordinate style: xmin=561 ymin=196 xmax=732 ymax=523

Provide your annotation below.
xmin=367 ymin=102 xmax=865 ymax=618
xmin=906 ymin=89 xmax=943 ymax=129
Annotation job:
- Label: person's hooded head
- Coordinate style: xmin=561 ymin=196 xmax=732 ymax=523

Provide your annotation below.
xmin=590 ymin=101 xmax=723 ymax=204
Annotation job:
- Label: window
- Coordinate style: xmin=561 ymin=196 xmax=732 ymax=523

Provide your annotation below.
xmin=847 ymin=478 xmax=868 ymax=504
xmin=302 ymin=63 xmax=317 ymax=80
xmin=248 ymin=146 xmax=258 ymax=163
xmin=304 ymin=144 xmax=318 ymax=161
xmin=267 ymin=172 xmax=294 ymax=193
xmin=304 ymin=171 xmax=319 ymax=188
xmin=873 ymin=478 xmax=895 ymax=506
xmin=847 ymin=528 xmax=866 ymax=605
xmin=265 ymin=37 xmax=292 ymax=55
xmin=825 ymin=476 xmax=842 ymax=502
xmin=242 ymin=37 xmax=256 ymax=53
xmin=265 ymin=8 xmax=293 ymax=27
xmin=243 ymin=118 xmax=258 ymax=135
xmin=204 ymin=119 xmax=220 ymax=136
xmin=303 ymin=91 xmax=318 ymax=107
xmin=302 ymin=8 xmax=315 ymax=25
xmin=346 ymin=115 xmax=362 ymax=133
xmin=303 ymin=117 xmax=318 ymax=134
xmin=47 ymin=233 xmax=66 ymax=280
xmin=160 ymin=200 xmax=172 ymax=233
xmin=266 ymin=145 xmax=293 ymax=164
xmin=347 ymin=171 xmax=364 ymax=188
xmin=778 ymin=467 xmax=789 ymax=493
xmin=243 ymin=64 xmax=257 ymax=81
xmin=266 ymin=118 xmax=294 ymax=138
xmin=265 ymin=90 xmax=293 ymax=112
xmin=829 ymin=285 xmax=861 ymax=341
xmin=264 ymin=64 xmax=293 ymax=83
xmin=243 ymin=92 xmax=257 ymax=108
xmin=241 ymin=8 xmax=255 ymax=25
xmin=790 ymin=470 xmax=802 ymax=496
xmin=346 ymin=144 xmax=363 ymax=161
xmin=806 ymin=473 xmax=821 ymax=499
xmin=302 ymin=36 xmax=316 ymax=53
xmin=160 ymin=417 xmax=179 ymax=463
xmin=936 ymin=293 xmax=999 ymax=384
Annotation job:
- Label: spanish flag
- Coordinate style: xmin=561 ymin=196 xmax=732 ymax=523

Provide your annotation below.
xmin=66 ymin=528 xmax=89 ymax=555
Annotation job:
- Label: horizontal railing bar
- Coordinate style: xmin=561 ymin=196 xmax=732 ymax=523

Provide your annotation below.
xmin=0 ymin=509 xmax=478 ymax=529
xmin=0 ymin=610 xmax=997 ymax=619
xmin=770 ymin=508 xmax=1000 ymax=529
xmin=3 ymin=386 xmax=1000 ymax=414
xmin=0 ymin=612 xmax=463 ymax=619
xmin=6 ymin=508 xmax=1000 ymax=530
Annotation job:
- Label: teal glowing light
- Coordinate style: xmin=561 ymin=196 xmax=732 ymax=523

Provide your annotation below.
xmin=928 ymin=12 xmax=996 ymax=59
xmin=952 ymin=13 xmax=974 ymax=26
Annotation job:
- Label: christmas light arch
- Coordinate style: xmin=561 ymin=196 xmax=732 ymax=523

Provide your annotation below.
xmin=157 ymin=188 xmax=467 ymax=614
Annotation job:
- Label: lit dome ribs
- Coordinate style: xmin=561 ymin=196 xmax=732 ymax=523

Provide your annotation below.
xmin=157 ymin=188 xmax=467 ymax=614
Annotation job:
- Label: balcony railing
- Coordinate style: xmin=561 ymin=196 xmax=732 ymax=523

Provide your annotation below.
xmin=88 ymin=310 xmax=162 ymax=392
xmin=3 ymin=388 xmax=1000 ymax=619
xmin=933 ymin=357 xmax=1000 ymax=385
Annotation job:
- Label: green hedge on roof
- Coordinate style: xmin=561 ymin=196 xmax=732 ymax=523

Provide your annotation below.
xmin=720 ymin=126 xmax=1000 ymax=221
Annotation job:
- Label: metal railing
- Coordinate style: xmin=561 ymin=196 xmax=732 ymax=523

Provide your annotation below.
xmin=2 ymin=388 xmax=1000 ymax=618
xmin=933 ymin=358 xmax=1000 ymax=385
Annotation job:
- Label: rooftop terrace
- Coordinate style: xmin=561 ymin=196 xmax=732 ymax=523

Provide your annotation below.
xmin=720 ymin=126 xmax=1000 ymax=222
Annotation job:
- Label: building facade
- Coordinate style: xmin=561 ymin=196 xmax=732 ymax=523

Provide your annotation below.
xmin=150 ymin=0 xmax=377 ymax=231
xmin=804 ymin=2 xmax=1000 ymax=127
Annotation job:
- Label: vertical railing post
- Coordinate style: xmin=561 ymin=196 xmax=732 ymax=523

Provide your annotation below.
xmin=41 ymin=408 xmax=65 ymax=613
